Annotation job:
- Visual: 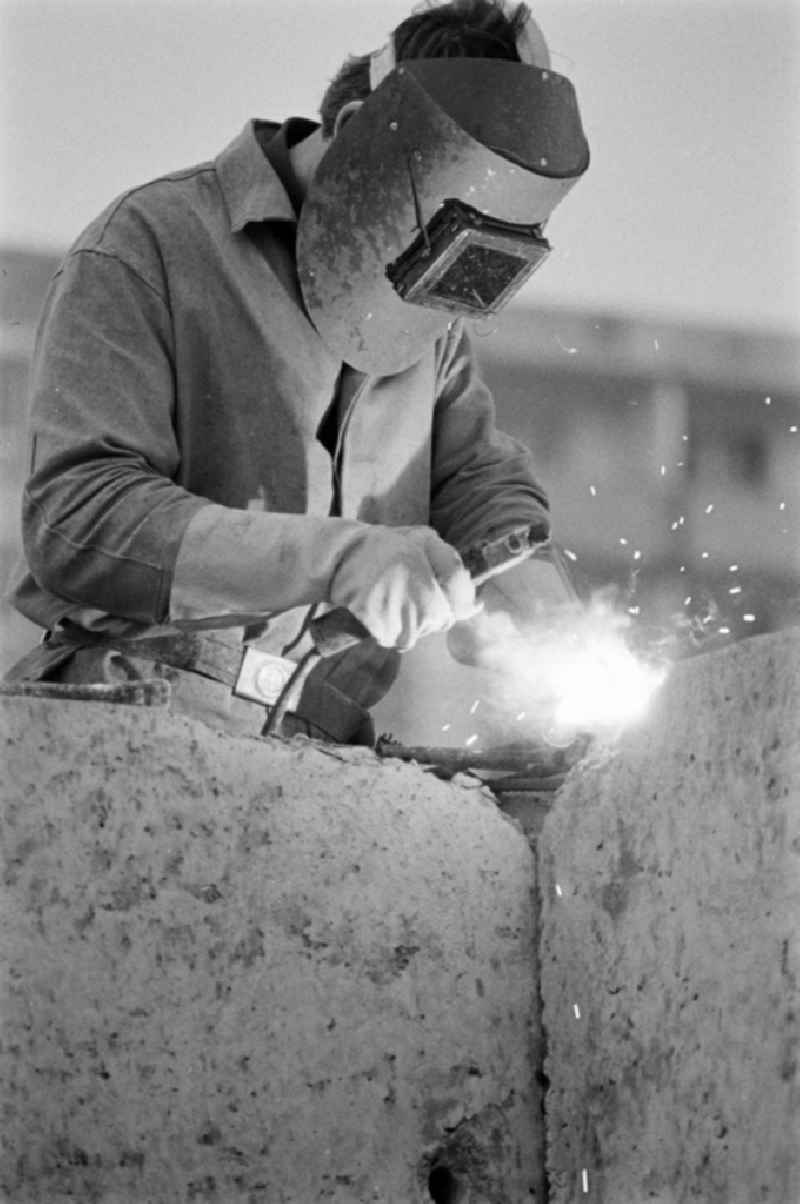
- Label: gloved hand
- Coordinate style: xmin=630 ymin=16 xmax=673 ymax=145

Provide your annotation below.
xmin=329 ymin=525 xmax=480 ymax=650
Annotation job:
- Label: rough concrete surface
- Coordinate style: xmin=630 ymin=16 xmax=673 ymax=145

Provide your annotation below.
xmin=1 ymin=696 xmax=543 ymax=1203
xmin=539 ymin=628 xmax=800 ymax=1204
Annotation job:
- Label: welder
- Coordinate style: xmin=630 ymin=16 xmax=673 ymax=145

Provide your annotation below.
xmin=5 ymin=0 xmax=590 ymax=746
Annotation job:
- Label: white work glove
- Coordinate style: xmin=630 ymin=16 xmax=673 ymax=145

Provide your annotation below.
xmin=329 ymin=525 xmax=480 ymax=650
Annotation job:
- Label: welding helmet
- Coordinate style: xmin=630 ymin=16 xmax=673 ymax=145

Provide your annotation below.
xmin=296 ymin=13 xmax=589 ymax=374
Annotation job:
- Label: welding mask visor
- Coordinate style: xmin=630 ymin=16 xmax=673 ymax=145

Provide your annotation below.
xmin=297 ymin=57 xmax=589 ymax=374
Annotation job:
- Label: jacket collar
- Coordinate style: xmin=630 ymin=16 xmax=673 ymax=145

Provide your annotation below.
xmin=215 ymin=120 xmax=298 ymax=232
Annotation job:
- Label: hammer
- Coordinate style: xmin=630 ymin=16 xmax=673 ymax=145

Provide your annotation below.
xmin=262 ymin=526 xmax=574 ymax=737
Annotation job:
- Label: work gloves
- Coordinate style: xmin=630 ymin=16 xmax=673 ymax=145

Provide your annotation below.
xmin=329 ymin=524 xmax=480 ymax=650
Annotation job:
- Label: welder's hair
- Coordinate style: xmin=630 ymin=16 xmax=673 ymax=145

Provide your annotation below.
xmin=319 ymin=1 xmax=530 ymax=138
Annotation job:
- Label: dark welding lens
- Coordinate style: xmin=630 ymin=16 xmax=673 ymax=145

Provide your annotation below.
xmin=387 ymin=198 xmax=551 ymax=317
xmin=428 ymin=243 xmax=538 ymax=311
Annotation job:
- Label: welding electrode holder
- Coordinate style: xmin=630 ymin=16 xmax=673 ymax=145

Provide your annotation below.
xmin=462 ymin=524 xmax=548 ymax=586
xmin=261 ymin=525 xmax=564 ymax=738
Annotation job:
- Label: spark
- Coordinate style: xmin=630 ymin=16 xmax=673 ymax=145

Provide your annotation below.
xmin=705 ymin=504 xmax=714 ymax=514
xmin=469 ymin=699 xmax=481 ymax=714
xmin=677 ymin=460 xmax=685 ymax=467
xmin=465 ymin=734 xmax=479 ymax=747
xmin=779 ymin=501 xmax=786 ymax=511
xmin=469 ymin=595 xmax=668 ymax=740
xmin=679 ymin=565 xmax=686 ymax=573
xmin=573 ymin=1003 xmax=582 ymax=1019
xmin=764 ymin=396 xmax=772 ymax=405
xmin=718 ymin=626 xmax=731 ymax=635
xmin=441 ymin=723 xmax=451 ymax=732
xmin=660 ymin=464 xmax=667 ymax=476
xmin=684 ymin=596 xmax=692 ymax=606
xmin=729 ymin=585 xmax=742 ymax=595
xmin=682 ymin=433 xmax=689 ymax=441
xmin=743 ymin=613 xmax=756 ymax=623
xmin=701 ymin=551 xmax=710 ymax=560
xmin=619 ymin=537 xmax=629 ymax=546
xmin=670 ymin=522 xmax=679 ymax=531
xmin=555 ymin=883 xmax=563 ymax=897
xmin=653 ymin=338 xmax=660 ymax=350
xmin=589 ymin=484 xmax=597 ymax=497
xmin=516 ymin=711 xmax=526 ymax=721
xmin=633 ymin=550 xmax=642 ymax=561
xmin=729 ymin=564 xmax=739 ymax=572
xmin=627 ymin=605 xmax=641 ymax=616
xmin=582 ymin=1168 xmax=590 ymax=1194
xmin=791 ymin=425 xmax=798 ymax=434
xmin=564 ymin=548 xmax=578 ymax=562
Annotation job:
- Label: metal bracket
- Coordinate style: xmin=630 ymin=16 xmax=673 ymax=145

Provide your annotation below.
xmin=234 ymin=647 xmax=298 ymax=707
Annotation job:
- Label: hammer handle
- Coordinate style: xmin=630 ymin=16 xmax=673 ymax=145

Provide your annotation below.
xmin=262 ymin=608 xmax=369 ymax=736
xmin=307 ymin=607 xmax=372 ymax=657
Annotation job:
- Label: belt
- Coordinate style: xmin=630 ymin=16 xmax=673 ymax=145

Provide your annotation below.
xmin=43 ymin=627 xmax=293 ymax=701
xmin=14 ymin=627 xmax=373 ymax=746
xmin=114 ymin=632 xmax=297 ymax=707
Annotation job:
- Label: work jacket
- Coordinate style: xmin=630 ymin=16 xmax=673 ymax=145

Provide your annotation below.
xmin=9 ymin=119 xmax=550 ymax=710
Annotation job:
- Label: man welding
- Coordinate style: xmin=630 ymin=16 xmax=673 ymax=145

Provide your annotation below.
xmin=6 ymin=0 xmax=590 ymax=746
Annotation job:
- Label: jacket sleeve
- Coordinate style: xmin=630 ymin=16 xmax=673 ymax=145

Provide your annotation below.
xmin=21 ymin=246 xmax=381 ymax=627
xmin=21 ymin=247 xmax=208 ymax=623
xmin=429 ymin=321 xmax=551 ymax=556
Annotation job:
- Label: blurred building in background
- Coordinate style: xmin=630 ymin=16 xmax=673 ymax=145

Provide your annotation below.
xmin=480 ymin=304 xmax=800 ymax=654
xmin=1 ymin=245 xmax=798 ymax=678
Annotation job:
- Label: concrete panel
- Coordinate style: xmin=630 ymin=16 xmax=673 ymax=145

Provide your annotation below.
xmin=539 ymin=628 xmax=800 ymax=1203
xmin=0 ymin=697 xmax=543 ymax=1203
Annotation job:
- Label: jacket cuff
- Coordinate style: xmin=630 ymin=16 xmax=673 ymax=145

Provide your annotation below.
xmin=169 ymin=503 xmax=368 ymax=626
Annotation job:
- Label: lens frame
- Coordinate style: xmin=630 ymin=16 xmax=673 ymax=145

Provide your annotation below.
xmin=386 ymin=198 xmax=551 ymax=316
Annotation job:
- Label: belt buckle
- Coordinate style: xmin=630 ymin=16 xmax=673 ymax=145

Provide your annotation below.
xmin=234 ymin=647 xmax=297 ymax=706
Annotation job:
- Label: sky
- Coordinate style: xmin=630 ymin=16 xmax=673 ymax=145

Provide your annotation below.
xmin=1 ymin=0 xmax=798 ymax=335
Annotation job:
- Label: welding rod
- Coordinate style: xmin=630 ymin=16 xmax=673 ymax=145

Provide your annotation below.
xmin=374 ymin=735 xmax=588 ymax=777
